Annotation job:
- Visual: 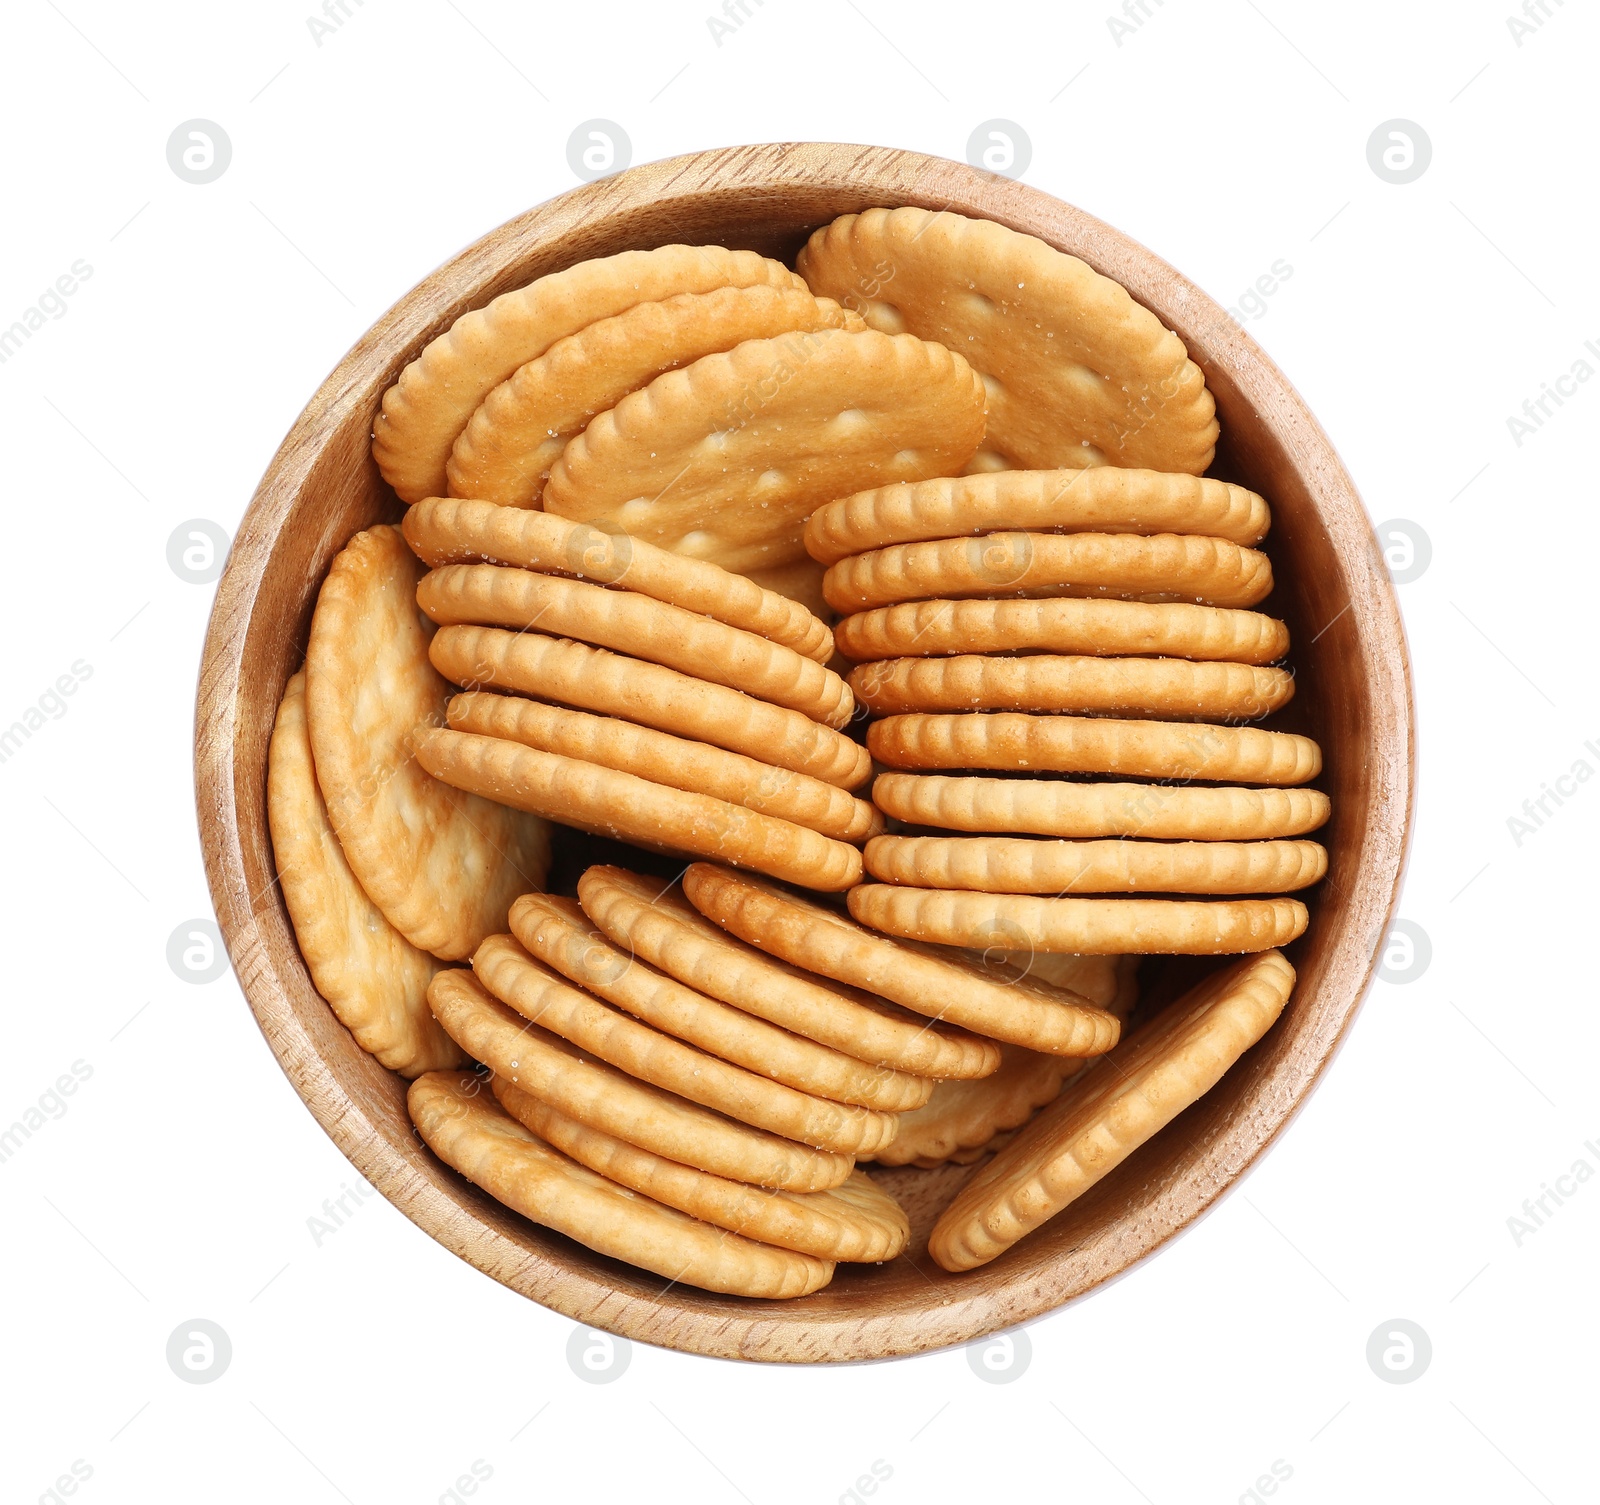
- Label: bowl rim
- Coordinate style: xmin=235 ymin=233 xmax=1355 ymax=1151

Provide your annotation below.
xmin=196 ymin=141 xmax=1414 ymax=1364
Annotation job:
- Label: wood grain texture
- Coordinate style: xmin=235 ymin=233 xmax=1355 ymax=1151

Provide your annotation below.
xmin=195 ymin=142 xmax=1414 ymax=1364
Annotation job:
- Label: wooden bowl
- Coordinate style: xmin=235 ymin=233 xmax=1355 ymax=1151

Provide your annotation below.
xmin=196 ymin=143 xmax=1413 ymax=1363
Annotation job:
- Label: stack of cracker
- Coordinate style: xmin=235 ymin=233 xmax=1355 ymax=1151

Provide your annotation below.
xmin=267 ymin=526 xmax=551 ymax=1079
xmin=400 ymin=497 xmax=878 ymax=891
xmin=372 ymin=241 xmax=990 ymax=615
xmin=410 ymin=863 xmax=1017 ymax=1298
xmin=806 ymin=468 xmax=1330 ymax=958
xmin=674 ymin=862 xmax=1133 ymax=1174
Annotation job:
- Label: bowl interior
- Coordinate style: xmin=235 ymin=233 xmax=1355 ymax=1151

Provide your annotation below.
xmin=197 ymin=144 xmax=1412 ymax=1363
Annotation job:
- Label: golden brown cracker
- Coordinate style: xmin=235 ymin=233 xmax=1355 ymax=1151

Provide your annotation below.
xmin=304 ymin=526 xmax=549 ymax=959
xmin=796 ymin=208 xmax=1216 ymax=474
xmin=577 ymin=866 xmax=1000 ymax=1080
xmin=425 ymin=968 xmax=850 ymax=1191
xmin=865 ymin=1044 xmax=1077 ymax=1168
xmin=867 ymin=712 xmax=1322 ymax=785
xmin=410 ymin=1071 xmax=832 ymax=1298
xmin=929 ymin=952 xmax=1294 ymax=1270
xmin=415 ymin=729 xmax=863 ymax=891
xmin=401 ymin=497 xmax=833 ymax=663
xmin=494 ymin=1078 xmax=907 ymax=1263
xmin=429 ymin=625 xmax=871 ymax=789
xmin=823 ymin=531 xmax=1273 ymax=615
xmin=682 ymin=863 xmax=1121 ymax=1057
xmin=834 ymin=596 xmax=1289 ymax=666
xmin=374 ymin=245 xmax=805 ymax=503
xmin=508 ymin=893 xmax=930 ymax=1111
xmin=872 ymin=773 xmax=1331 ymax=841
xmin=448 ymin=692 xmax=879 ymax=843
xmin=447 ymin=284 xmax=862 ymax=506
xmin=542 ymin=327 xmax=987 ymax=574
xmin=806 ymin=468 xmax=1268 ymax=564
xmin=417 ymin=564 xmax=852 ymax=726
xmin=472 ymin=932 xmax=898 ymax=1155
xmin=267 ymin=671 xmax=460 ymax=1076
xmin=848 ymin=885 xmax=1309 ymax=956
xmin=866 ymin=835 xmax=1328 ymax=894
xmin=849 ymin=654 xmax=1294 ymax=721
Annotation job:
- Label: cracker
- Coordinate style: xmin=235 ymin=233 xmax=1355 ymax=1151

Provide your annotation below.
xmin=849 ymin=885 xmax=1309 ymax=956
xmin=834 ymin=597 xmax=1289 ymax=666
xmin=304 ymin=526 xmax=549 ymax=959
xmin=267 ymin=671 xmax=460 ymax=1076
xmin=866 ymin=1044 xmax=1078 ymax=1168
xmin=410 ymin=1071 xmax=832 ymax=1298
xmin=494 ymin=1078 xmax=908 ymax=1263
xmin=682 ymin=863 xmax=1121 ymax=1058
xmin=796 ymin=208 xmax=1216 ymax=474
xmin=868 ymin=712 xmax=1322 ymax=785
xmin=805 ymin=469 xmax=1269 ymax=565
xmin=905 ymin=1128 xmax=1019 ymax=1169
xmin=980 ymin=951 xmax=1124 ymax=1011
xmin=418 ymin=564 xmax=852 ymax=726
xmin=578 ymin=867 xmax=1000 ymax=1080
xmin=872 ymin=774 xmax=1331 ymax=841
xmin=430 ymin=625 xmax=871 ymax=789
xmin=542 ymin=328 xmax=987 ymax=574
xmin=416 ymin=729 xmax=863 ymax=891
xmin=401 ymin=497 xmax=833 ymax=663
xmin=472 ymin=932 xmax=898 ymax=1155
xmin=823 ymin=532 xmax=1273 ymax=615
xmin=373 ymin=246 xmax=805 ymax=503
xmin=869 ymin=834 xmax=1328 ymax=895
xmin=849 ymin=654 xmax=1294 ymax=721
xmin=426 ymin=968 xmax=850 ymax=1191
xmin=448 ymin=692 xmax=880 ymax=843
xmin=447 ymin=285 xmax=863 ymax=506
xmin=929 ymin=951 xmax=1294 ymax=1270
xmin=508 ymin=893 xmax=930 ymax=1111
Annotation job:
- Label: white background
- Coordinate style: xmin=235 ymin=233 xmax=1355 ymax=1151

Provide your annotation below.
xmin=1 ymin=1 xmax=1595 ymax=1501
